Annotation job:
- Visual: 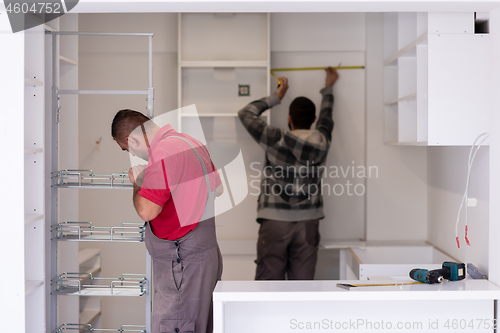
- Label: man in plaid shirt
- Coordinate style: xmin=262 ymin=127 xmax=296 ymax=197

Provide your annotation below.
xmin=238 ymin=67 xmax=339 ymax=280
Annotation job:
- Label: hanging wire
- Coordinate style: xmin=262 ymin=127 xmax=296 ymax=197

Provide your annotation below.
xmin=455 ymin=132 xmax=489 ymax=248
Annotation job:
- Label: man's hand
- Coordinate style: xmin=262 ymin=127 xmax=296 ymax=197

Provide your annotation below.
xmin=129 ymin=164 xmax=146 ymax=188
xmin=129 ymin=164 xmax=162 ymax=222
xmin=275 ymin=77 xmax=289 ymax=100
xmin=325 ymin=67 xmax=339 ymax=87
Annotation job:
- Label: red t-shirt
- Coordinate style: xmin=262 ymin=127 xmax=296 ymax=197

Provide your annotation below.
xmin=138 ymin=125 xmax=221 ymax=240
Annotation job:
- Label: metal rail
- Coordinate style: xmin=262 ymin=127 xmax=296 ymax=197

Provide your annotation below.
xmin=48 ymin=30 xmax=154 ymax=333
xmin=53 ymin=324 xmax=146 ymax=332
xmin=52 ymin=273 xmax=147 ymax=296
xmin=50 ymin=32 xmax=153 ymax=36
xmin=47 ymin=31 xmax=154 ymax=118
xmin=52 ymin=222 xmax=145 ymax=242
xmin=51 ymin=170 xmax=132 ymax=189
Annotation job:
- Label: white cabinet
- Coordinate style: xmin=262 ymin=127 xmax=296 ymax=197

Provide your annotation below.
xmin=345 ymin=243 xmax=456 ymax=280
xmin=177 ymin=13 xmax=272 ymax=278
xmin=384 ymin=12 xmax=489 ymax=146
xmin=213 ymin=280 xmax=500 ymax=333
xmin=178 ymin=13 xmax=270 ymax=124
xmin=41 ymin=15 xmax=151 ymax=332
xmin=24 ymin=22 xmax=46 ymax=333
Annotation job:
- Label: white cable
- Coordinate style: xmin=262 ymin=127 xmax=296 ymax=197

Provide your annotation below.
xmin=455 ymin=132 xmax=489 ymax=247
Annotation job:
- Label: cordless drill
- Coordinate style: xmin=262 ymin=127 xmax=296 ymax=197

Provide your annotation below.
xmin=409 ymin=262 xmax=466 ymax=284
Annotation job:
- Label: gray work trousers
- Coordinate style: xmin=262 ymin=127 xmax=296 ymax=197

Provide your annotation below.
xmin=255 ymin=219 xmax=320 ymax=280
xmin=145 ymin=218 xmax=223 ymax=333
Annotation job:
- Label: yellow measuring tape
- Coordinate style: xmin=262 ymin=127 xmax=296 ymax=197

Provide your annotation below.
xmin=337 ymin=282 xmax=424 ymax=290
xmin=270 ymin=66 xmax=365 ymax=85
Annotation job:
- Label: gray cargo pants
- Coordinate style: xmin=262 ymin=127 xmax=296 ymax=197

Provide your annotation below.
xmin=255 ymin=219 xmax=320 ymax=280
xmin=145 ymin=219 xmax=223 ymax=333
xmin=144 ymin=135 xmax=223 ymax=333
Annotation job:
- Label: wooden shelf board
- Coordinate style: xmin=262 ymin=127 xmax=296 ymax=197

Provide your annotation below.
xmin=384 ymin=32 xmax=428 ymax=66
xmin=25 ymin=214 xmax=44 ymax=225
xmin=59 ymin=55 xmax=78 ymax=66
xmin=79 ymin=308 xmax=101 ymax=325
xmin=25 ymin=148 xmax=43 ymax=154
xmin=25 ymin=280 xmax=44 ymax=295
xmin=24 ymin=78 xmax=44 ymax=87
xmin=78 ymin=248 xmax=101 ymax=266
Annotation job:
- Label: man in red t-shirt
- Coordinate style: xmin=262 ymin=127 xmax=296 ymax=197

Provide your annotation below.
xmin=111 ymin=109 xmax=223 ymax=333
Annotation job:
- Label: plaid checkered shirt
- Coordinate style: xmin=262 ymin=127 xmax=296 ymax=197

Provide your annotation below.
xmin=238 ymin=86 xmax=334 ymax=222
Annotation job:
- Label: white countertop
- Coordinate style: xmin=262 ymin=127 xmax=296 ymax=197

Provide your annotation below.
xmin=213 ymin=279 xmax=500 ymax=302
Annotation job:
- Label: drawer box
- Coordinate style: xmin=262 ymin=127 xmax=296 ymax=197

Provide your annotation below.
xmin=345 ymin=244 xmax=456 ymax=280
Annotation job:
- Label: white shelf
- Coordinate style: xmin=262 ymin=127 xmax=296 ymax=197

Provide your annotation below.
xmin=78 ymin=249 xmax=101 ymax=266
xmin=320 ymin=240 xmax=366 ymax=250
xmin=385 ymin=141 xmax=428 ymax=146
xmin=384 ymin=32 xmax=427 ymax=66
xmin=180 ymin=61 xmax=269 ymax=68
xmin=59 ymin=55 xmax=78 ymax=66
xmin=24 ymin=148 xmax=43 ymax=154
xmin=25 ymin=214 xmax=44 ymax=225
xmin=385 ymin=93 xmax=417 ymax=106
xmin=79 ymin=308 xmax=101 ymax=325
xmin=24 ymin=78 xmax=44 ymax=87
xmin=25 ymin=280 xmax=44 ymax=295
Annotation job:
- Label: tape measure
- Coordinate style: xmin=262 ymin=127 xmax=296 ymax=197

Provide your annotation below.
xmin=270 ymin=65 xmax=365 ymax=87
xmin=337 ymin=282 xmax=424 ymax=290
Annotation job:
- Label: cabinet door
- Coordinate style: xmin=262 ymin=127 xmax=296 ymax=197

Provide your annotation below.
xmin=428 ymin=34 xmax=489 ymax=145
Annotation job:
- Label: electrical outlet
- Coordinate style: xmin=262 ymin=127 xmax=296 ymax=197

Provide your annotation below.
xmin=467 ymin=198 xmax=478 ymax=207
xmin=238 ymin=85 xmax=250 ymax=96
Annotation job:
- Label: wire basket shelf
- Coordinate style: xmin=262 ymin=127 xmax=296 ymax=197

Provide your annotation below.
xmin=52 ymin=273 xmax=148 ymax=296
xmin=53 ymin=324 xmax=146 ymax=333
xmin=52 ymin=170 xmax=133 ymax=189
xmin=52 ymin=222 xmax=145 ymax=242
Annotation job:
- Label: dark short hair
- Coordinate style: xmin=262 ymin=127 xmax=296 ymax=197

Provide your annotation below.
xmin=111 ymin=109 xmax=150 ymax=142
xmin=289 ymin=97 xmax=316 ymax=130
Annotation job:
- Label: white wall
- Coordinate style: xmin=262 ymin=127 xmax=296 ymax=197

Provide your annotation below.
xmin=366 ymin=13 xmax=428 ymax=241
xmin=427 ymin=147 xmax=489 ymax=271
xmin=0 ymin=12 xmax=25 ymax=332
xmin=489 ymin=7 xmax=500 ymax=287
xmin=78 ymin=13 xmax=178 ymax=329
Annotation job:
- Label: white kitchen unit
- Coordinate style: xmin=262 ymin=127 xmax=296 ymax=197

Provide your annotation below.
xmin=177 ymin=13 xmax=270 ymax=123
xmin=344 ymin=242 xmax=457 ymax=280
xmin=23 ymin=14 xmax=153 ymax=333
xmin=3 ymin=2 xmax=500 ymax=332
xmin=176 ymin=13 xmax=272 ymax=279
xmin=213 ymin=280 xmax=500 ymax=333
xmin=384 ymin=12 xmax=490 ymax=145
xmin=24 ymin=22 xmax=46 ymax=333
